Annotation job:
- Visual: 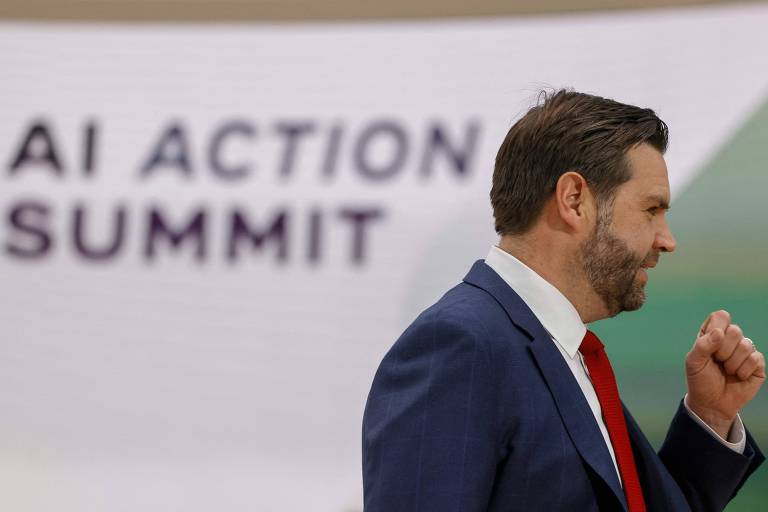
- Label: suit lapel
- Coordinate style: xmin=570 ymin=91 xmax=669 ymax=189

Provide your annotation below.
xmin=529 ymin=336 xmax=628 ymax=511
xmin=463 ymin=260 xmax=628 ymax=511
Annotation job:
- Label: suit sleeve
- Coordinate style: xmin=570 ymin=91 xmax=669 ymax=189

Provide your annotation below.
xmin=659 ymin=401 xmax=765 ymax=512
xmin=362 ymin=309 xmax=500 ymax=512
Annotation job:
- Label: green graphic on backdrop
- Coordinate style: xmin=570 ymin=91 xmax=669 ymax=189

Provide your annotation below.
xmin=593 ymin=96 xmax=768 ymax=510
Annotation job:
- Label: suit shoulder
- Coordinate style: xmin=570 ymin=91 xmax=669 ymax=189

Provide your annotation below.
xmin=371 ymin=283 xmax=504 ymax=402
xmin=396 ymin=282 xmax=526 ymax=353
xmin=428 ymin=281 xmax=518 ymax=328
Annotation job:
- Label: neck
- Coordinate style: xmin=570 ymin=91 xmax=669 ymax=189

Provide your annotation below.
xmin=498 ymin=235 xmax=609 ymax=324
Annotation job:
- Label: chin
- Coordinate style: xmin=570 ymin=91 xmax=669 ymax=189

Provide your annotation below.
xmin=606 ymin=283 xmax=646 ymax=316
xmin=620 ymin=288 xmax=646 ymax=313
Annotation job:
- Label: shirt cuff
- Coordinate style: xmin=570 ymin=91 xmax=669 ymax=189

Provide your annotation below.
xmin=683 ymin=394 xmax=746 ymax=454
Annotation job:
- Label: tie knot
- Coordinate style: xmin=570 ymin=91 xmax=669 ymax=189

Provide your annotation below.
xmin=579 ymin=330 xmax=604 ymax=355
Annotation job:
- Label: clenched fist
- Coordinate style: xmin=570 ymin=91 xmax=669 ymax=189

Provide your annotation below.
xmin=686 ymin=310 xmax=766 ymax=438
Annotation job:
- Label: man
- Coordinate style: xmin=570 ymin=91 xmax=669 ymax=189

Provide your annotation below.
xmin=362 ymin=90 xmax=765 ymax=511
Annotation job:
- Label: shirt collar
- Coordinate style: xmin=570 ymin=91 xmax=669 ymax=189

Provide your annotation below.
xmin=484 ymin=245 xmax=586 ymax=358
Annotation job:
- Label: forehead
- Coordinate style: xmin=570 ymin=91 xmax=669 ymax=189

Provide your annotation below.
xmin=617 ymin=143 xmax=670 ymax=203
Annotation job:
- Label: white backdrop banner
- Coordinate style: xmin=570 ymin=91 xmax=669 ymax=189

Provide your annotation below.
xmin=1 ymin=4 xmax=768 ymax=511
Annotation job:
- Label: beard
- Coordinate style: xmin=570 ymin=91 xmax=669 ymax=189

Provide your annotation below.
xmin=580 ymin=208 xmax=656 ymax=317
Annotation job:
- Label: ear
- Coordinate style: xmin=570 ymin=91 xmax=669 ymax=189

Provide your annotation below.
xmin=554 ymin=171 xmax=594 ymax=231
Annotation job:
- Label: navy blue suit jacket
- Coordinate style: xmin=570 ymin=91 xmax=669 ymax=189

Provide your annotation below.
xmin=363 ymin=260 xmax=763 ymax=511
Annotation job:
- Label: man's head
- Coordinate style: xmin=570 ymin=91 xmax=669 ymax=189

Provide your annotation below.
xmin=492 ymin=90 xmax=676 ymax=320
xmin=492 ymin=90 xmax=668 ymax=235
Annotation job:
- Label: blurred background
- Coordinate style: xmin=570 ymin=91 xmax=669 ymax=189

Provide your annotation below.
xmin=0 ymin=1 xmax=766 ymax=510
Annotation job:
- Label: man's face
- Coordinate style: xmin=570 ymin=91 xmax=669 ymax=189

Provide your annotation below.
xmin=580 ymin=143 xmax=677 ymax=317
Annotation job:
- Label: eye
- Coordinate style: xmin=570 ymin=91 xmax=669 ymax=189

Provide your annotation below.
xmin=646 ymin=207 xmax=659 ymax=217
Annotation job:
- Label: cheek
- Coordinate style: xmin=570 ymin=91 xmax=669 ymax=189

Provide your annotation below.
xmin=613 ymin=218 xmax=648 ymax=246
xmin=633 ymin=229 xmax=655 ymax=252
xmin=613 ymin=223 xmax=654 ymax=261
xmin=621 ymin=227 xmax=654 ymax=270
xmin=634 ymin=235 xmax=656 ymax=259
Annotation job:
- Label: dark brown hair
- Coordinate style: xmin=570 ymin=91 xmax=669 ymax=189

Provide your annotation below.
xmin=491 ymin=89 xmax=668 ymax=235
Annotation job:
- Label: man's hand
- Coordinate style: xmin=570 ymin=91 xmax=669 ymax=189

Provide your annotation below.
xmin=686 ymin=310 xmax=766 ymax=439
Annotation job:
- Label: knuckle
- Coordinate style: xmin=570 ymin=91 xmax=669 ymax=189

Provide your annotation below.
xmin=727 ymin=324 xmax=743 ymax=338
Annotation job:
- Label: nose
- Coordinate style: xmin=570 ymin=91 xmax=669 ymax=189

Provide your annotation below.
xmin=655 ymin=219 xmax=677 ymax=253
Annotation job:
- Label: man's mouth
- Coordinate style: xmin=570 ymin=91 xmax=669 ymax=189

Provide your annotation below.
xmin=641 ymin=256 xmax=660 ymax=269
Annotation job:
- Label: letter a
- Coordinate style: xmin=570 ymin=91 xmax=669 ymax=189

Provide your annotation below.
xmin=140 ymin=122 xmax=193 ymax=178
xmin=9 ymin=121 xmax=64 ymax=176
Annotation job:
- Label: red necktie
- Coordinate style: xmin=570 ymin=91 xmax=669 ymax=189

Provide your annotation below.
xmin=579 ymin=330 xmax=646 ymax=512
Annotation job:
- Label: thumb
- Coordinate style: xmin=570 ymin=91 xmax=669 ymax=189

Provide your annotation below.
xmin=686 ymin=328 xmax=725 ymax=374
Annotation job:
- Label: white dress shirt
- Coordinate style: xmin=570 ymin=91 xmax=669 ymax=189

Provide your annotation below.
xmin=484 ymin=245 xmax=745 ymax=484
